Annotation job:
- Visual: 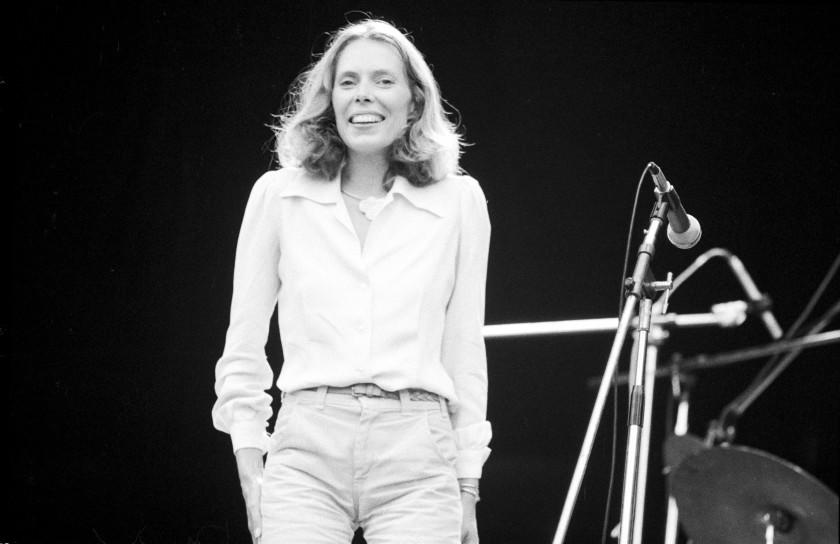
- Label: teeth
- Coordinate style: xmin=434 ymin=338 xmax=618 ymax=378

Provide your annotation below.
xmin=350 ymin=114 xmax=383 ymax=124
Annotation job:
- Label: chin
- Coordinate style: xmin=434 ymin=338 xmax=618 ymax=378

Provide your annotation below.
xmin=344 ymin=139 xmax=393 ymax=157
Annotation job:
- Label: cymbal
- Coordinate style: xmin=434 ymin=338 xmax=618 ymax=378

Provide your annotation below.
xmin=663 ymin=433 xmax=708 ymax=474
xmin=670 ymin=443 xmax=838 ymax=544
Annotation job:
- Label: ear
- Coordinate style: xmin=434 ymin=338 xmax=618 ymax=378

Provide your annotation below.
xmin=407 ymin=101 xmax=420 ymax=123
xmin=407 ymin=85 xmax=424 ymax=122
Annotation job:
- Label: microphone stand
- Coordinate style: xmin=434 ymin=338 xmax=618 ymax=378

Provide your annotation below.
xmin=553 ymin=193 xmax=673 ymax=544
xmin=629 ymin=314 xmax=670 ymax=544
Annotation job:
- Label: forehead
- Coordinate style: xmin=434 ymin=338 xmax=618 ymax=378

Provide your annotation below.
xmin=334 ymin=38 xmax=406 ymax=74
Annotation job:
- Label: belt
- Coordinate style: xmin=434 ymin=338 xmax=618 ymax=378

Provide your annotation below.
xmin=319 ymin=383 xmax=442 ymax=402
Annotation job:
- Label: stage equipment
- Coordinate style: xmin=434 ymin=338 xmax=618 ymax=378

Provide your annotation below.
xmin=607 ymin=329 xmax=840 ymax=386
xmin=708 ymin=298 xmax=840 ymax=445
xmin=648 ymin=163 xmax=703 ymax=249
xmin=662 ymin=405 xmax=700 ymax=544
xmin=481 ymin=165 xmax=796 ymax=543
xmin=483 ymin=302 xmax=747 ymax=339
xmin=665 ymin=247 xmax=783 ymax=339
xmin=607 ymin=262 xmax=838 ymax=543
xmin=603 ymin=246 xmax=804 ymax=544
xmin=549 ymin=162 xmax=707 ymax=544
xmin=666 ymin=436 xmax=839 ymax=544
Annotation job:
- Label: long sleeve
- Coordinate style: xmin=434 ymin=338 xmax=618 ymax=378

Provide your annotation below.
xmin=441 ymin=176 xmax=492 ymax=479
xmin=212 ymin=172 xmax=281 ymax=453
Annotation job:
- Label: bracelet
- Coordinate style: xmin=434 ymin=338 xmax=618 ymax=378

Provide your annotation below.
xmin=459 ymin=483 xmax=480 ymax=502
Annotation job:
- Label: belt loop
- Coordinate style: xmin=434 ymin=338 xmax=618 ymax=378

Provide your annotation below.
xmin=398 ymin=389 xmax=410 ymax=414
xmin=281 ymin=389 xmax=297 ymax=409
xmin=316 ymin=385 xmax=328 ymax=410
xmin=438 ymin=395 xmax=448 ymax=416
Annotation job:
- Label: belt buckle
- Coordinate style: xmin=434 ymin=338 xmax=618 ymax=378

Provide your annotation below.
xmin=350 ymin=383 xmax=380 ymax=398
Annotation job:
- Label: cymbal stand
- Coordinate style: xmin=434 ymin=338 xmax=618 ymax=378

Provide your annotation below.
xmin=708 ymin=298 xmax=840 ymax=446
xmin=663 ymin=371 xmax=695 ymax=544
xmin=553 ymin=194 xmax=672 ymax=544
xmin=763 ymin=510 xmax=792 ymax=544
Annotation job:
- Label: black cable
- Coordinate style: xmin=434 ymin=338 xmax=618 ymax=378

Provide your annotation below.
xmin=617 ymin=168 xmax=650 ymax=315
xmin=600 ymin=165 xmax=651 ymax=544
xmin=733 ymin=251 xmax=839 ymax=408
xmin=766 ymin=251 xmax=839 ymax=352
xmin=716 ymin=253 xmax=840 ymax=434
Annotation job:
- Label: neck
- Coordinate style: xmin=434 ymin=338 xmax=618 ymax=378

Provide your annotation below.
xmin=342 ymin=153 xmax=390 ymax=197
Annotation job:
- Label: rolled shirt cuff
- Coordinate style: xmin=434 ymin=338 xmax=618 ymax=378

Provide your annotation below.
xmin=229 ymin=420 xmax=270 ymax=454
xmin=455 ymin=446 xmax=492 ymax=479
xmin=453 ymin=420 xmax=493 ymax=478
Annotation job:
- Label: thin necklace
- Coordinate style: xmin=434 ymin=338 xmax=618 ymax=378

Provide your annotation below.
xmin=341 ymin=187 xmax=389 ymax=221
xmin=340 ymin=188 xmax=365 ymax=201
xmin=341 ymin=188 xmax=386 ymax=200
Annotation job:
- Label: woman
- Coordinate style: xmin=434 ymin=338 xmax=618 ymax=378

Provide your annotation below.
xmin=212 ymin=19 xmax=491 ymax=544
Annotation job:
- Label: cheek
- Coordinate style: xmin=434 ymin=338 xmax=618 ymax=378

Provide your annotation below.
xmin=331 ymin=94 xmax=348 ymax=128
xmin=331 ymin=91 xmax=343 ymax=114
xmin=388 ymin=97 xmax=412 ymax=125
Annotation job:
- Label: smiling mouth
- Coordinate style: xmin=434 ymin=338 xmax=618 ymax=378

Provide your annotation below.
xmin=349 ymin=114 xmax=385 ymax=125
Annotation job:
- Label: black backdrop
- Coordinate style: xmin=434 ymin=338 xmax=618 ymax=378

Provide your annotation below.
xmin=8 ymin=2 xmax=839 ymax=543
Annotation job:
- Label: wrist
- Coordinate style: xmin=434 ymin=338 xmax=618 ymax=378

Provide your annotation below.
xmin=458 ymin=479 xmax=480 ymax=502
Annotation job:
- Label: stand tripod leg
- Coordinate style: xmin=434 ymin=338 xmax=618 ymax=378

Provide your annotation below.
xmin=553 ymin=195 xmax=670 ymax=543
xmin=619 ymin=298 xmax=654 ymax=544
xmin=631 ymin=331 xmax=661 ymax=544
xmin=553 ymin=298 xmax=640 ymax=543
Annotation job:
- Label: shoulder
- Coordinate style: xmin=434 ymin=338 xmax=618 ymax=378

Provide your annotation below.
xmin=437 ymin=172 xmax=482 ymax=190
xmin=445 ymin=173 xmax=486 ymax=198
xmin=429 ymin=173 xmax=485 ymax=202
xmin=250 ymin=167 xmax=328 ymax=201
xmin=252 ymin=166 xmax=309 ymax=192
xmin=434 ymin=174 xmax=490 ymax=230
xmin=438 ymin=174 xmax=488 ymax=210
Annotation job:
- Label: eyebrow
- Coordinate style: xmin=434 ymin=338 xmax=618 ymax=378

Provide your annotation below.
xmin=335 ymin=69 xmax=399 ymax=80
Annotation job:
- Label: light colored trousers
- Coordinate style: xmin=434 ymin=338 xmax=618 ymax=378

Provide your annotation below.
xmin=261 ymin=387 xmax=462 ymax=543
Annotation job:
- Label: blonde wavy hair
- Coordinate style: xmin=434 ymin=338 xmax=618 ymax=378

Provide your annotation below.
xmin=274 ymin=19 xmax=463 ymax=186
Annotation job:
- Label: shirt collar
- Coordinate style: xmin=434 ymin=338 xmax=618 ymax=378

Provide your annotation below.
xmin=390 ymin=175 xmax=447 ymax=217
xmin=277 ymin=170 xmax=340 ymax=204
xmin=276 ymin=170 xmax=448 ymax=217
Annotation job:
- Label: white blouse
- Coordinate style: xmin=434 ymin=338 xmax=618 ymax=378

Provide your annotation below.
xmin=212 ymin=167 xmax=492 ymax=478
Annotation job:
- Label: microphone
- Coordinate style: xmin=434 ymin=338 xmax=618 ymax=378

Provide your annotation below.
xmin=648 ymin=162 xmax=702 ymax=249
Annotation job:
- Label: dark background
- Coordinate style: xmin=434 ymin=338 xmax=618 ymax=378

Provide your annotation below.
xmin=7 ymin=2 xmax=839 ymax=543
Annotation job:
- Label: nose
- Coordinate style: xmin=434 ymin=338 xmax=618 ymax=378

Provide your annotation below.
xmin=354 ymin=81 xmax=373 ymax=103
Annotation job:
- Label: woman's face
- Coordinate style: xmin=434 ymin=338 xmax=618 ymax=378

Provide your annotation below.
xmin=332 ymin=38 xmax=414 ymax=159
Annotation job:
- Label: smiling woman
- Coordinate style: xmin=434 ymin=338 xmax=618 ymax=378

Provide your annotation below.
xmin=212 ymin=18 xmax=491 ymax=544
xmin=275 ymin=19 xmax=462 ymax=188
xmin=332 ymin=40 xmax=413 ymax=160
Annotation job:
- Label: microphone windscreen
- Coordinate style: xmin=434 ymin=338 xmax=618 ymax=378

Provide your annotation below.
xmin=667 ymin=214 xmax=702 ymax=249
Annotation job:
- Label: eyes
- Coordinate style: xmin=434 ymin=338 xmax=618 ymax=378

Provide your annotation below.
xmin=336 ymin=74 xmax=398 ymax=89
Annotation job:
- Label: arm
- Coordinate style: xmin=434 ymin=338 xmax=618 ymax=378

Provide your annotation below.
xmin=442 ymin=176 xmax=492 ymax=544
xmin=442 ymin=176 xmax=492 ymax=480
xmin=212 ymin=173 xmax=282 ymax=542
xmin=212 ymin=172 xmax=281 ymax=453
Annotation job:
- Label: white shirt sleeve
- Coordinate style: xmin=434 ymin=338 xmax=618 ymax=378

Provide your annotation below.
xmin=211 ymin=172 xmax=281 ymax=453
xmin=442 ymin=176 xmax=493 ymax=479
